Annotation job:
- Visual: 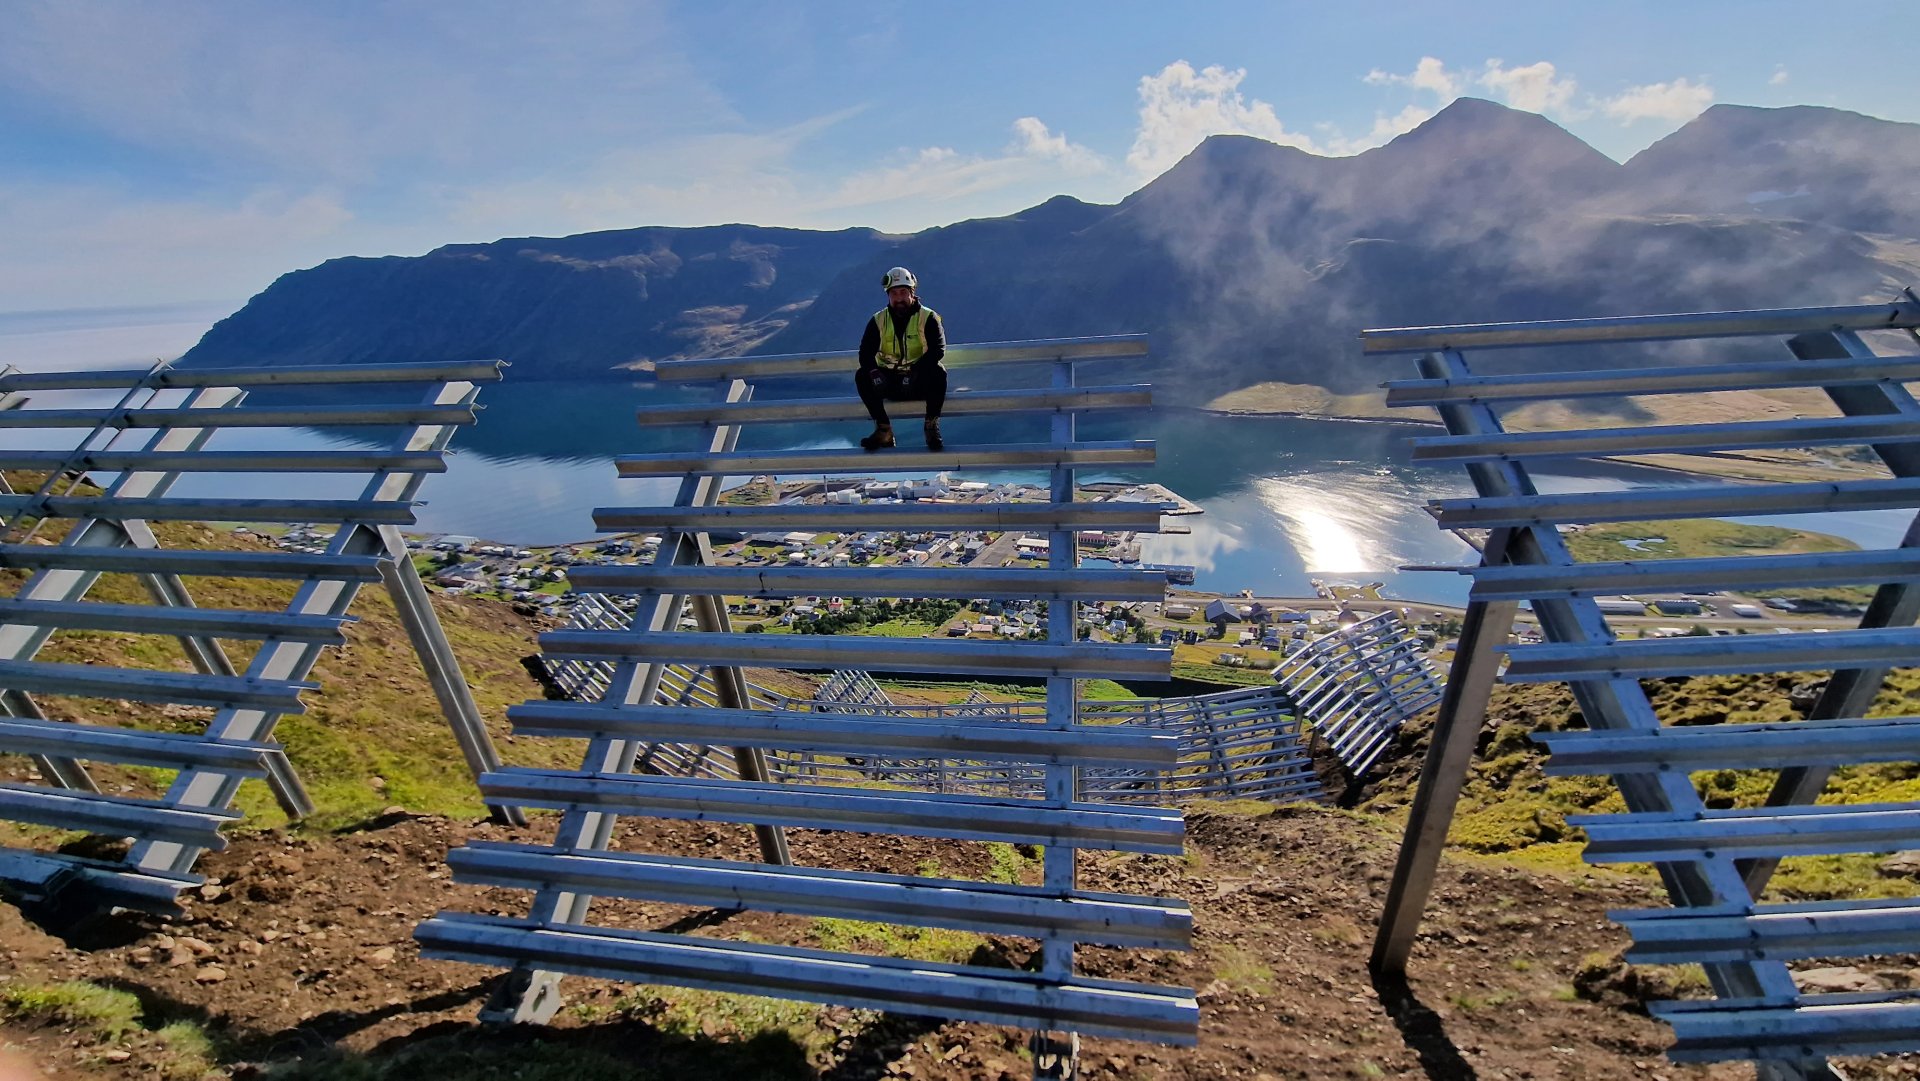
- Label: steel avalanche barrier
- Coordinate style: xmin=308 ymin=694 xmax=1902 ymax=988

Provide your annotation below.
xmin=0 ymin=358 xmax=517 ymax=921
xmin=417 ymin=335 xmax=1200 ymax=1075
xmin=1365 ymin=297 xmax=1920 ymax=1081
xmin=1271 ymin=609 xmax=1443 ymax=777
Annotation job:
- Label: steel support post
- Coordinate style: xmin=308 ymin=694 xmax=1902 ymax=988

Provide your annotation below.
xmin=0 ymin=385 xmax=243 ymax=796
xmin=1036 ymin=356 xmax=1080 ymax=1080
xmin=1383 ymin=350 xmax=1832 ymax=1078
xmin=375 ymin=524 xmax=523 ymax=827
xmin=1369 ymin=576 xmax=1517 ymax=973
xmin=129 ymin=378 xmax=484 ymax=874
xmin=1741 ymin=327 xmax=1920 ymax=897
xmin=493 ymin=378 xmax=786 ymax=1025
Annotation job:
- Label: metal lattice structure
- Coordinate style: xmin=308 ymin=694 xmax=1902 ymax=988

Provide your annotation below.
xmin=1270 ymin=609 xmax=1443 ymax=776
xmin=1365 ymin=298 xmax=1920 ymax=1079
xmin=544 ymin=598 xmax=1323 ymax=803
xmin=416 ymin=336 xmax=1200 ymax=1071
xmin=0 ymin=359 xmax=517 ymax=918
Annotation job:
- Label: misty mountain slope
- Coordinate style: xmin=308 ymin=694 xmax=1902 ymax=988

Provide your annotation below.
xmin=1622 ymin=104 xmax=1920 ymax=239
xmin=180 ymin=99 xmax=1920 ymax=398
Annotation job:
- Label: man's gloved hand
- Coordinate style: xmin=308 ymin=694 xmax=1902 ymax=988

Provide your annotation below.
xmin=865 ymin=368 xmax=887 ymax=387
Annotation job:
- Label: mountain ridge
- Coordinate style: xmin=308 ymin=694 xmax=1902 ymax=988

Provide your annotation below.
xmin=181 ymin=99 xmax=1920 ymax=399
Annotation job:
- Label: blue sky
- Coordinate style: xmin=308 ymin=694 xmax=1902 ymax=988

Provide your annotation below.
xmin=1 ymin=1 xmax=1911 ymax=311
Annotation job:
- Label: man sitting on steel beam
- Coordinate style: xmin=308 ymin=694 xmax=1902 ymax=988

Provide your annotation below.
xmin=857 ymin=266 xmax=947 ymax=452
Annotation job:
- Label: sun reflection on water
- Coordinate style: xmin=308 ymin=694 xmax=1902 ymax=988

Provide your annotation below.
xmin=1252 ymin=473 xmax=1404 ymax=575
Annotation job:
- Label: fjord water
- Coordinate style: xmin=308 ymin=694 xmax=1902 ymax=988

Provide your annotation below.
xmin=6 ymin=306 xmax=1908 ymax=606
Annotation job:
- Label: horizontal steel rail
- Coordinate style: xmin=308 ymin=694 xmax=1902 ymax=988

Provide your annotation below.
xmin=0 ymin=598 xmax=352 ymax=644
xmin=506 ymin=701 xmax=1183 ymax=768
xmin=477 ymin=769 xmax=1186 ymax=852
xmin=0 ymin=783 xmax=239 ymax=848
xmin=1468 ymin=549 xmax=1920 ymax=600
xmin=0 ymin=849 xmax=202 ymax=912
xmin=416 ymin=912 xmax=1198 ymax=1042
xmin=1613 ymin=896 xmax=1920 ymax=964
xmin=1536 ymin=715 xmax=1920 ymax=774
xmin=1573 ymin=802 xmax=1920 ymax=862
xmin=634 ymin=385 xmax=1154 ymax=426
xmin=0 ymin=403 xmax=477 ymax=430
xmin=613 ymin=440 xmax=1155 ymax=478
xmin=1432 ymin=477 xmax=1920 ymax=528
xmin=0 ymin=660 xmax=313 ymax=711
xmin=0 ymin=449 xmax=449 ymax=474
xmin=0 ymin=544 xmax=385 ymax=581
xmin=0 ymin=359 xmax=505 ymax=393
xmin=565 ymin=564 xmax=1170 ymax=602
xmin=1654 ymin=994 xmax=1920 ymax=1062
xmin=540 ymin=629 xmax=1172 ymax=680
xmin=1360 ymin=301 xmax=1920 ymax=354
xmin=1384 ymin=355 xmax=1920 ymax=406
xmin=1414 ymin=414 xmax=1920 ymax=463
xmin=1503 ymin=627 xmax=1920 ymax=682
xmin=0 ymin=495 xmax=419 ymax=524
xmin=0 ymin=717 xmax=274 ymax=775
xmin=654 ymin=335 xmax=1151 ymax=382
xmin=595 ymin=501 xmax=1169 ymax=533
xmin=447 ymin=842 xmax=1191 ymax=949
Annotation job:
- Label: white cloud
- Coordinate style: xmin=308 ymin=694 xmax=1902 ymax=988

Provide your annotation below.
xmin=1770 ymin=66 xmax=1790 ymax=86
xmin=1127 ymin=61 xmax=1323 ymax=176
xmin=1364 ymin=56 xmax=1460 ymax=99
xmin=1599 ymin=77 xmax=1715 ymax=123
xmin=1476 ymin=60 xmax=1581 ymax=116
xmin=1010 ymin=117 xmax=1104 ymax=171
xmin=1362 ymin=56 xmax=1584 ymax=118
xmin=452 ymin=112 xmax=1114 ymax=238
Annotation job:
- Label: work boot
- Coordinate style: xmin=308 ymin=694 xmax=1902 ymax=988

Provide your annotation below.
xmin=859 ymin=422 xmax=895 ymax=452
xmin=924 ymin=418 xmax=944 ymax=452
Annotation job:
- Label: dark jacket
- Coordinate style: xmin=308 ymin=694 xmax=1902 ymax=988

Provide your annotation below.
xmin=858 ymin=301 xmax=946 ymax=371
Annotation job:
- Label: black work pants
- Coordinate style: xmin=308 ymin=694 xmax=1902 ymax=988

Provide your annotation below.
xmin=855 ymin=363 xmax=946 ymax=424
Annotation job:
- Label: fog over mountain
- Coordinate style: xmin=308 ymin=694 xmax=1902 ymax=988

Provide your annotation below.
xmin=182 ymin=99 xmax=1920 ymax=400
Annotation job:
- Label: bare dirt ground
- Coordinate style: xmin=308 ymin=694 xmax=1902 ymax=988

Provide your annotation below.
xmin=10 ymin=803 xmax=1909 ymax=1080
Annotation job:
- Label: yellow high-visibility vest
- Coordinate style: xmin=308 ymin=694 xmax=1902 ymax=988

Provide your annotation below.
xmin=873 ymin=306 xmax=937 ymax=370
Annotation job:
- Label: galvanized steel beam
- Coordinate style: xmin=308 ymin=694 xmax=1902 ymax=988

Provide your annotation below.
xmin=654 ymin=335 xmax=1150 ymax=381
xmin=1414 ymin=414 xmax=1920 ymax=463
xmin=540 ymin=628 xmax=1173 ymax=680
xmin=1432 ymin=477 xmax=1920 ymax=528
xmin=613 ymin=440 xmax=1155 ymax=477
xmin=416 ymin=912 xmax=1198 ymax=1043
xmin=479 ymin=769 xmax=1186 ymax=852
xmin=0 ymin=449 xmax=449 ymax=474
xmin=0 ymin=783 xmax=239 ymax=848
xmin=0 ymin=717 xmax=274 ymax=775
xmin=634 ymin=385 xmax=1153 ymax=426
xmin=1536 ymin=715 xmax=1920 ymax=774
xmin=0 ymin=660 xmax=313 ymax=710
xmin=447 ymin=842 xmax=1191 ymax=949
xmin=0 ymin=544 xmax=384 ymax=581
xmin=0 ymin=359 xmax=505 ymax=393
xmin=1503 ymin=627 xmax=1920 ymax=682
xmin=1468 ymin=549 xmax=1920 ymax=600
xmin=506 ymin=701 xmax=1182 ymax=768
xmin=595 ymin=501 xmax=1168 ymax=533
xmin=0 ymin=598 xmax=352 ymax=644
xmin=1360 ymin=301 xmax=1920 ymax=354
xmin=1384 ymin=355 xmax=1920 ymax=406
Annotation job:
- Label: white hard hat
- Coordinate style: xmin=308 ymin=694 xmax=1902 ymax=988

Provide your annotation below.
xmin=881 ymin=266 xmax=917 ymax=290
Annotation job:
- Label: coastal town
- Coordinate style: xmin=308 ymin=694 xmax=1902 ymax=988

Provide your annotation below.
xmin=256 ymin=469 xmax=1873 ymax=683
